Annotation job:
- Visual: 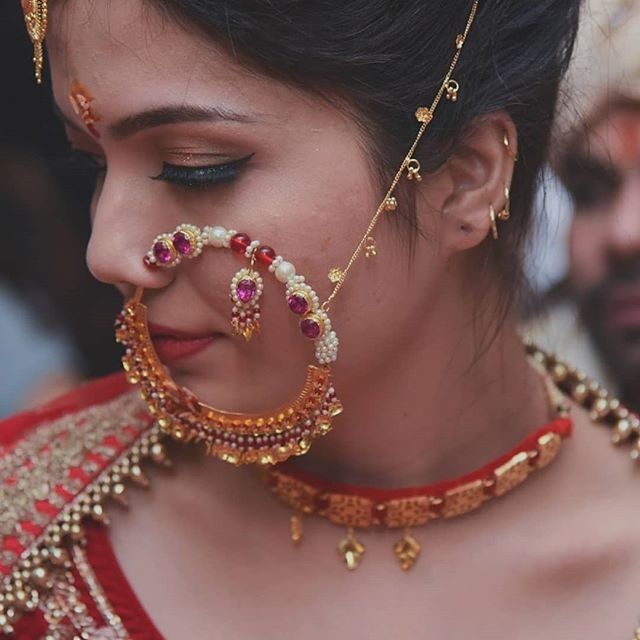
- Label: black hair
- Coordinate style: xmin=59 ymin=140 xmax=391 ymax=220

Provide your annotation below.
xmin=149 ymin=0 xmax=582 ymax=313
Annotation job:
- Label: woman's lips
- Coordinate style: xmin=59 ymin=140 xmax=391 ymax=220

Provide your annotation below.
xmin=148 ymin=322 xmax=219 ymax=364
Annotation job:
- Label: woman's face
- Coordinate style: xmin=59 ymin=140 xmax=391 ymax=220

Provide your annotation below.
xmin=47 ymin=0 xmax=449 ymax=412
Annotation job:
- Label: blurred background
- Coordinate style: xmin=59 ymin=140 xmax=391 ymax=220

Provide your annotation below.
xmin=1 ymin=0 xmax=639 ymax=417
xmin=0 ymin=1 xmax=121 ymax=416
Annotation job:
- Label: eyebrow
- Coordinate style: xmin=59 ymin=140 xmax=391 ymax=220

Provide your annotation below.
xmin=53 ymin=103 xmax=257 ymax=139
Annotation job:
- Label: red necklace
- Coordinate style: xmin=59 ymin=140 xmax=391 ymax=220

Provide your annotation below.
xmin=266 ymin=416 xmax=572 ymax=570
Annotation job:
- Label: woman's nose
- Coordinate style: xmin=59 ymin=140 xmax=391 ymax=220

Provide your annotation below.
xmin=86 ymin=171 xmax=175 ymax=293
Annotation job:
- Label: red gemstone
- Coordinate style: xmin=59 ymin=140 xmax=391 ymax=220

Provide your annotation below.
xmin=172 ymin=231 xmax=192 ymax=256
xmin=300 ymin=317 xmax=321 ymax=339
xmin=237 ymin=279 xmax=257 ymax=303
xmin=153 ymin=241 xmax=173 ymax=264
xmin=230 ymin=233 xmax=251 ymax=254
xmin=256 ymin=245 xmax=276 ymax=266
xmin=287 ymin=294 xmax=309 ymax=315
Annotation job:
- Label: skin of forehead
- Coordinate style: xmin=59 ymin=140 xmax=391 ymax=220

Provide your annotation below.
xmin=47 ymin=0 xmax=295 ymax=134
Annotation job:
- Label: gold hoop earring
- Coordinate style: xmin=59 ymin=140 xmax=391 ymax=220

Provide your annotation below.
xmin=497 ymin=186 xmax=510 ymax=222
xmin=503 ymin=132 xmax=517 ymax=162
xmin=489 ymin=204 xmax=499 ymax=240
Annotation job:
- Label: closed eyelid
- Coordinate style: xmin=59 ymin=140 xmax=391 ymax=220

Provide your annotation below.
xmin=149 ymin=153 xmax=254 ymax=187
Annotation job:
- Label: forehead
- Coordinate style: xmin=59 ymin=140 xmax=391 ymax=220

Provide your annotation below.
xmin=46 ymin=0 xmax=284 ymax=123
xmin=583 ymin=106 xmax=640 ymax=166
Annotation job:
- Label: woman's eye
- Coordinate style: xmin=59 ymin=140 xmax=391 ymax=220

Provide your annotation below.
xmin=560 ymin=156 xmax=622 ymax=213
xmin=151 ymin=154 xmax=254 ymax=189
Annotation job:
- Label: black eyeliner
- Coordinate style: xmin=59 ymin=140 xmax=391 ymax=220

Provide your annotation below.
xmin=150 ymin=153 xmax=254 ymax=188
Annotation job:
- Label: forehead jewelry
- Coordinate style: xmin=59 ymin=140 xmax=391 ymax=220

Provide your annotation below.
xmin=69 ymin=80 xmax=101 ymax=138
xmin=118 ymin=0 xmax=480 ymax=466
xmin=21 ymin=0 xmax=48 ymax=84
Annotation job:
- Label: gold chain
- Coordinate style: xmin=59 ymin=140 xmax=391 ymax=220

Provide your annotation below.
xmin=322 ymin=0 xmax=479 ymax=311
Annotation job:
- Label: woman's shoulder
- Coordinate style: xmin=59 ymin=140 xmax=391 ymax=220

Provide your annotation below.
xmin=0 ymin=372 xmax=154 ymax=578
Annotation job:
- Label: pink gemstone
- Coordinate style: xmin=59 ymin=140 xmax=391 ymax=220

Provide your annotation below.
xmin=172 ymin=231 xmax=192 ymax=256
xmin=237 ymin=279 xmax=257 ymax=303
xmin=287 ymin=294 xmax=309 ymax=315
xmin=300 ymin=317 xmax=321 ymax=339
xmin=153 ymin=241 xmax=173 ymax=264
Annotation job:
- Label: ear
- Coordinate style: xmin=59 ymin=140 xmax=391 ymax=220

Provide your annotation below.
xmin=430 ymin=112 xmax=518 ymax=257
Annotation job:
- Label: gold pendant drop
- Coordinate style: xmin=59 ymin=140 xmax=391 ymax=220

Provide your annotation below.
xmin=339 ymin=528 xmax=365 ymax=571
xmin=445 ymin=79 xmax=460 ymax=102
xmin=291 ymin=513 xmax=304 ymax=545
xmin=406 ymin=158 xmax=423 ymax=182
xmin=364 ymin=236 xmax=378 ymax=258
xmin=393 ymin=529 xmax=421 ymax=571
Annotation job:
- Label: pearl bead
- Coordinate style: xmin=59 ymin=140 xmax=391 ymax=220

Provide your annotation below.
xmin=208 ymin=226 xmax=227 ymax=247
xmin=275 ymin=261 xmax=296 ymax=283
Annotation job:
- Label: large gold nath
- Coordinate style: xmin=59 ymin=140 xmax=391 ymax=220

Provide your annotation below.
xmin=115 ymin=289 xmax=343 ymax=466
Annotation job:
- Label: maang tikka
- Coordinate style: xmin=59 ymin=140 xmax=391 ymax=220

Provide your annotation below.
xmin=118 ymin=0 xmax=483 ymax=468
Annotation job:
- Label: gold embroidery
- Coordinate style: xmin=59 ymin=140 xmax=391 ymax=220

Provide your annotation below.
xmin=72 ymin=544 xmax=131 ymax=639
xmin=41 ymin=567 xmax=101 ymax=638
xmin=0 ymin=390 xmax=167 ymax=636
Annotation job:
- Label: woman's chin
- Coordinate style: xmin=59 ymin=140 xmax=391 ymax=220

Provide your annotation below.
xmin=168 ymin=368 xmax=303 ymax=414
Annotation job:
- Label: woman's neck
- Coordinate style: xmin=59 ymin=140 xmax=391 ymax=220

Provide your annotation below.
xmin=287 ymin=314 xmax=551 ymax=489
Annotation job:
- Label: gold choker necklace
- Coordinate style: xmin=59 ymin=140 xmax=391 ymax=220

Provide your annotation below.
xmin=261 ymin=343 xmax=640 ymax=571
xmin=265 ymin=357 xmax=573 ymax=571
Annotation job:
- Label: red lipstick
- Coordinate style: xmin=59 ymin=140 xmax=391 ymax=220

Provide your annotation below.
xmin=148 ymin=322 xmax=218 ymax=364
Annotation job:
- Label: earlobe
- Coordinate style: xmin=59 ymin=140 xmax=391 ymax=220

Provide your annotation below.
xmin=435 ymin=113 xmax=517 ymax=256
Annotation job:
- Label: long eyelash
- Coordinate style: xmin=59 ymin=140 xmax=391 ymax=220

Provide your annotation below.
xmin=151 ymin=154 xmax=254 ymax=189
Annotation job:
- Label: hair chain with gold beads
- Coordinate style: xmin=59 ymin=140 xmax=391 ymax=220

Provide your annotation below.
xmin=322 ymin=0 xmax=480 ymax=312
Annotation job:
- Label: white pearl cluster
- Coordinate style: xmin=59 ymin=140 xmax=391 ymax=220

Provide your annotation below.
xmin=315 ymin=327 xmax=339 ymax=365
xmin=201 ymin=225 xmax=237 ymax=249
xmin=244 ymin=240 xmax=260 ymax=259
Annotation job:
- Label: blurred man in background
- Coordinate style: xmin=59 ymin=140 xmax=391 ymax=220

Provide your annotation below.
xmin=533 ymin=0 xmax=640 ymax=411
xmin=558 ymin=95 xmax=640 ymax=410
